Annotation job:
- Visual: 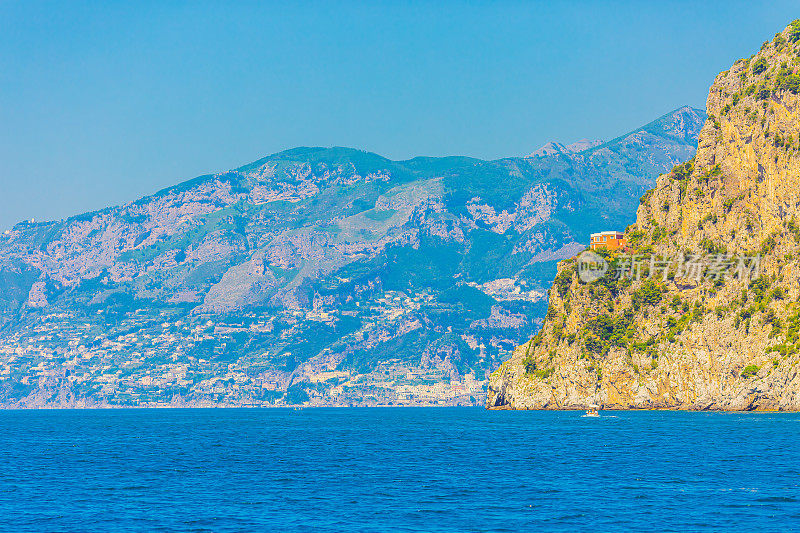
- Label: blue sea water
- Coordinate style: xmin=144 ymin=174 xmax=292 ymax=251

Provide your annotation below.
xmin=1 ymin=408 xmax=799 ymax=532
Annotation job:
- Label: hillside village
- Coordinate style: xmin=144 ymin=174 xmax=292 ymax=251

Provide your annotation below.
xmin=0 ymin=288 xmax=488 ymax=407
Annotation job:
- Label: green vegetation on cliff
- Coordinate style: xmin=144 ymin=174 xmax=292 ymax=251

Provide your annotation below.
xmin=487 ymin=21 xmax=800 ymax=412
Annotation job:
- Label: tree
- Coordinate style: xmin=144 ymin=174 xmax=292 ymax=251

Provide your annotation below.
xmin=554 ymin=268 xmax=574 ymax=298
xmin=586 ymin=314 xmax=614 ymax=341
xmin=789 ymin=20 xmax=800 ymax=43
xmin=741 ymin=365 xmax=760 ymax=378
xmin=634 ymin=279 xmax=663 ymax=308
xmin=752 ymin=57 xmax=768 ymax=75
xmin=584 ymin=335 xmax=605 ymax=354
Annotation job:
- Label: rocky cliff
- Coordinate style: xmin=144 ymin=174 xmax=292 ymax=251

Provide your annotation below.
xmin=487 ymin=21 xmax=800 ymax=411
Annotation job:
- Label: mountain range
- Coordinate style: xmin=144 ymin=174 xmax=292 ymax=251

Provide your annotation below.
xmin=0 ymin=106 xmax=704 ymax=406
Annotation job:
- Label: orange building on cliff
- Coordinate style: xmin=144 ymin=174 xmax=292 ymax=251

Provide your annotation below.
xmin=590 ymin=231 xmax=626 ymax=251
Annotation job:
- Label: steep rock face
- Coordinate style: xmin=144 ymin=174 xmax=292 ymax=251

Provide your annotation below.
xmin=488 ymin=21 xmax=800 ymax=411
xmin=0 ymin=108 xmax=703 ymax=407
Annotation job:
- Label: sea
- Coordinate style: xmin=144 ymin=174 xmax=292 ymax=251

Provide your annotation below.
xmin=1 ymin=408 xmax=799 ymax=532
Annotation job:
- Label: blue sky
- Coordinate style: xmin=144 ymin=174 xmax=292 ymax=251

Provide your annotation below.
xmin=1 ymin=1 xmax=798 ymax=229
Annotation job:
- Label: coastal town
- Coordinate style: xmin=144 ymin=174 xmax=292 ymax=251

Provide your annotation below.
xmin=0 ymin=287 xmax=492 ymax=407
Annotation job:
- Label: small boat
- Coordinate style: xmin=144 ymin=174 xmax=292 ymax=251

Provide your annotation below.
xmin=583 ymin=404 xmax=600 ymax=417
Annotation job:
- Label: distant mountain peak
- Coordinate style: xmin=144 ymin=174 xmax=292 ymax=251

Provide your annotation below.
xmin=526 ymin=106 xmax=705 ymax=159
xmin=565 ymin=139 xmax=604 ymax=153
xmin=527 ymin=139 xmax=603 ymax=158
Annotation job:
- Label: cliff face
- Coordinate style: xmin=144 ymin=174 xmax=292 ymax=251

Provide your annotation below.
xmin=487 ymin=21 xmax=800 ymax=411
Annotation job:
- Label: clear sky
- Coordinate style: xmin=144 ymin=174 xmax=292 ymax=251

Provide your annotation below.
xmin=1 ymin=1 xmax=798 ymax=230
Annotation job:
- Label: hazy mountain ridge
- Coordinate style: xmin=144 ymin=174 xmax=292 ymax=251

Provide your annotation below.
xmin=0 ymin=106 xmax=704 ymax=407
